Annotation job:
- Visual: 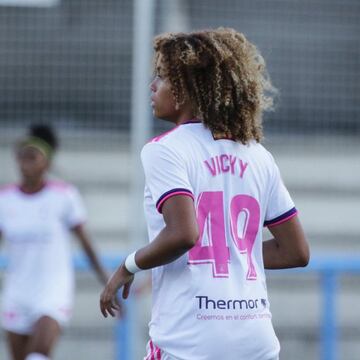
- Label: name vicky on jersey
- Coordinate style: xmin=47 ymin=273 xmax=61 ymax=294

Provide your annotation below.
xmin=204 ymin=154 xmax=248 ymax=178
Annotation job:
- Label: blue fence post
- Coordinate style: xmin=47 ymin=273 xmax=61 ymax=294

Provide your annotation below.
xmin=115 ymin=296 xmax=134 ymax=360
xmin=321 ymin=270 xmax=338 ymax=360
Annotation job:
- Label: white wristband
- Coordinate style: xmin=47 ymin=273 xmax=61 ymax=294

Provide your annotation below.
xmin=124 ymin=251 xmax=142 ymax=274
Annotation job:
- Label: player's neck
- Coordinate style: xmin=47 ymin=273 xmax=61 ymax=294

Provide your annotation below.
xmin=174 ymin=111 xmax=196 ymax=125
xmin=170 ymin=101 xmax=195 ymax=125
xmin=19 ymin=178 xmax=47 ymax=194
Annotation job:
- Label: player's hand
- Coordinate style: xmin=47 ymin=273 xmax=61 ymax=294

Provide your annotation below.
xmin=99 ymin=264 xmax=134 ymax=318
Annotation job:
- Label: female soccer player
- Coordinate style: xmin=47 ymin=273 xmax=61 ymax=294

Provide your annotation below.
xmin=0 ymin=124 xmax=109 ymax=360
xmin=100 ymin=28 xmax=310 ymax=360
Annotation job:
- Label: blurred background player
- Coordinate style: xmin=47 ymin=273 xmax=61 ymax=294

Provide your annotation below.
xmin=100 ymin=28 xmax=310 ymax=360
xmin=0 ymin=124 xmax=109 ymax=360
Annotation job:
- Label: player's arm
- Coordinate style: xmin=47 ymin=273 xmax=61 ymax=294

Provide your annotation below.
xmin=100 ymin=195 xmax=198 ymax=317
xmin=262 ymin=215 xmax=310 ymax=269
xmin=135 ymin=195 xmax=198 ymax=268
xmin=72 ymin=224 xmax=109 ymax=285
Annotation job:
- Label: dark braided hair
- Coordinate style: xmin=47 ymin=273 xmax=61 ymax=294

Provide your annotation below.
xmin=29 ymin=124 xmax=59 ymax=151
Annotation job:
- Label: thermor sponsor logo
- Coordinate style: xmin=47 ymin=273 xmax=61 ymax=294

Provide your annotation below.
xmin=195 ymin=295 xmax=268 ymax=310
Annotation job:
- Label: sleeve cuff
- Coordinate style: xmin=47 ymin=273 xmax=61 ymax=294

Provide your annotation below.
xmin=156 ymin=188 xmax=194 ymax=213
xmin=264 ymin=207 xmax=298 ymax=227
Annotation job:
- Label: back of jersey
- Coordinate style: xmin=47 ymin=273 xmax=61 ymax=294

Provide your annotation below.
xmin=141 ymin=122 xmax=296 ymax=360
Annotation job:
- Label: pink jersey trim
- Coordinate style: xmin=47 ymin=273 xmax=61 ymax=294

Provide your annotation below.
xmin=11 ymin=180 xmax=73 ymax=196
xmin=0 ymin=184 xmax=17 ymax=194
xmin=266 ymin=210 xmax=298 ymax=227
xmin=46 ymin=180 xmax=71 ymax=190
xmin=145 ymin=340 xmax=154 ymax=360
xmin=149 ymin=120 xmax=201 ymax=143
xmin=157 ymin=191 xmax=194 ymax=213
xmin=149 ymin=126 xmax=180 ymax=143
xmin=156 ymin=346 xmax=161 ymax=360
xmin=145 ymin=340 xmax=162 ymax=360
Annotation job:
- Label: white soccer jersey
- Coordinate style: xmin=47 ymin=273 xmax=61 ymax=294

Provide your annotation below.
xmin=0 ymin=181 xmax=86 ymax=318
xmin=141 ymin=122 xmax=297 ymax=360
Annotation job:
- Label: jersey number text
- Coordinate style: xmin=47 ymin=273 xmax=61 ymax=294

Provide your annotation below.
xmin=188 ymin=191 xmax=260 ymax=280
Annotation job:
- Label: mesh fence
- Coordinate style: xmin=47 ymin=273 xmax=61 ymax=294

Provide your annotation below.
xmin=0 ymin=0 xmax=359 ymax=143
xmin=155 ymin=0 xmax=360 ymax=138
xmin=0 ymin=0 xmax=133 ymax=141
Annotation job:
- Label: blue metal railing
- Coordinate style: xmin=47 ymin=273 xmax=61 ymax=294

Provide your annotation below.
xmin=1 ymin=254 xmax=360 ymax=360
xmin=281 ymin=254 xmax=360 ymax=360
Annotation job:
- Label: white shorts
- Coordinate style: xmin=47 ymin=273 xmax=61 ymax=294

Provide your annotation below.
xmin=1 ymin=300 xmax=73 ymax=335
xmin=144 ymin=340 xmax=280 ymax=360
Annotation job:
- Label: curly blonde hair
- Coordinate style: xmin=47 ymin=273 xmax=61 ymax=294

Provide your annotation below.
xmin=153 ymin=27 xmax=276 ymax=144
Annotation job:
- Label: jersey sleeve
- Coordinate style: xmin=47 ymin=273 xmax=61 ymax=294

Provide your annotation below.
xmin=64 ymin=186 xmax=87 ymax=228
xmin=264 ymin=156 xmax=297 ymax=227
xmin=141 ymin=142 xmax=194 ymax=213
